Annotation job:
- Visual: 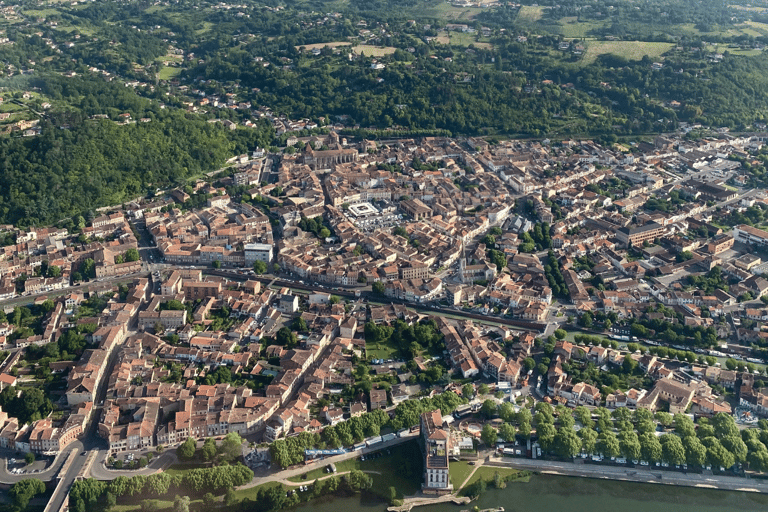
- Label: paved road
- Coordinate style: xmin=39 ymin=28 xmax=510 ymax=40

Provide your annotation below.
xmin=0 ymin=271 xmax=150 ymax=309
xmin=489 ymin=456 xmax=768 ymax=493
xmin=89 ymin=450 xmax=177 ymax=480
xmin=0 ymin=446 xmax=75 ymax=484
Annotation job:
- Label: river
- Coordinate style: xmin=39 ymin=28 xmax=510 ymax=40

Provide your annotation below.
xmin=288 ymin=474 xmax=768 ymax=512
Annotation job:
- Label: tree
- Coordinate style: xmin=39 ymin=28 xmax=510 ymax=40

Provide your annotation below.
xmin=10 ymin=478 xmax=45 ymax=510
xmin=480 ymin=399 xmax=497 ymax=419
xmin=462 ymin=383 xmax=474 ymax=399
xmin=574 ymin=406 xmax=593 ymax=428
xmin=212 ymin=260 xmax=222 ymax=269
xmin=579 ymin=311 xmax=593 ymax=328
xmin=253 ymin=260 xmax=267 ymax=274
xmin=478 ymin=383 xmax=490 ymax=395
xmin=291 ymin=316 xmax=308 ymax=333
xmin=220 ymin=432 xmax=244 ymax=462
xmin=224 ymin=487 xmax=238 ymax=507
xmin=346 ymin=469 xmax=373 ymax=491
xmin=275 ymin=327 xmax=297 ymax=348
xmin=537 ymin=422 xmax=556 ymax=450
xmin=554 ymin=329 xmax=567 ymax=340
xmin=639 ymin=432 xmax=662 ymax=462
xmin=372 ymin=281 xmax=385 ymax=295
xmin=499 ymin=422 xmax=517 ymax=442
xmin=660 ymin=434 xmax=686 ymax=465
xmin=712 ymin=412 xmax=739 ymax=438
xmin=177 ymin=437 xmax=196 ymax=461
xmin=535 ymin=402 xmax=555 ymax=423
xmin=575 ymin=425 xmax=595 ymax=452
xmin=40 ymin=299 xmax=55 ymax=313
xmin=522 ymin=357 xmax=535 ymax=372
xmin=674 ymin=414 xmax=696 ymax=438
xmin=481 ymin=423 xmax=498 ymax=447
xmin=173 ymin=496 xmax=190 ymax=512
xmin=125 ymin=248 xmax=140 ymax=262
xmin=554 ymin=426 xmax=581 ymax=458
xmin=598 ymin=432 xmax=621 ymax=458
xmin=387 ymin=486 xmax=398 ymax=506
xmin=201 ymin=437 xmax=217 ymax=461
xmin=704 ymin=438 xmax=736 ymax=469
xmin=683 ymin=435 xmax=708 ymax=466
xmin=655 ymin=412 xmax=673 ymax=427
xmin=202 ymin=493 xmax=216 ymax=507
xmin=498 ymin=402 xmax=516 ymax=423
xmin=622 ymin=354 xmax=638 ymax=373
xmin=25 ymin=452 xmax=35 ymax=465
xmin=721 ymin=435 xmax=748 ymax=463
xmin=619 ymin=431 xmax=641 ymax=460
xmin=555 ymin=405 xmax=574 ymax=429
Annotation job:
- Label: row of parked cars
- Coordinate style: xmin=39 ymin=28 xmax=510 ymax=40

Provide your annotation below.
xmin=288 ymin=484 xmax=312 ymax=497
xmin=580 ymin=453 xmax=701 ymax=471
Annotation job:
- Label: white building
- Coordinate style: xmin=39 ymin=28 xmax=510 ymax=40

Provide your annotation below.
xmin=244 ymin=243 xmax=273 ymax=265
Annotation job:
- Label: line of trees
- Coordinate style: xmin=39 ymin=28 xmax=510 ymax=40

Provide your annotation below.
xmin=69 ymin=464 xmax=254 ymax=512
xmin=270 ymin=391 xmax=465 ymax=469
xmin=515 ymin=403 xmax=768 ymax=472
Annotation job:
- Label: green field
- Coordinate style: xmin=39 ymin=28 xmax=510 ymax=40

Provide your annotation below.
xmin=365 ymin=337 xmax=401 ymax=361
xmin=234 ymin=481 xmax=284 ymax=501
xmin=558 ymin=17 xmax=607 ymax=38
xmin=516 ymin=5 xmax=545 ymax=24
xmin=449 ymin=460 xmax=476 ymax=489
xmin=419 ymin=2 xmax=486 ymax=21
xmin=352 ymin=45 xmax=397 ymax=57
xmin=165 ymin=462 xmax=209 ymax=475
xmin=287 ymin=441 xmax=422 ymax=498
xmin=582 ymin=41 xmax=675 ymax=65
xmin=158 ymin=66 xmax=182 ymax=80
xmin=457 ymin=466 xmax=527 ymax=496
xmin=23 ymin=8 xmax=61 ymax=17
xmin=437 ymin=31 xmax=493 ymax=48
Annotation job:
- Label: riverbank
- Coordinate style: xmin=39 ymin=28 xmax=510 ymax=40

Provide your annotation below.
xmin=386 ymin=494 xmax=471 ymax=512
xmin=486 ymin=456 xmax=768 ymax=494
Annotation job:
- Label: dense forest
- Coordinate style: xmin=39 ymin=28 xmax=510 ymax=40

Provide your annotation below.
xmin=0 ymin=75 xmax=272 ymax=226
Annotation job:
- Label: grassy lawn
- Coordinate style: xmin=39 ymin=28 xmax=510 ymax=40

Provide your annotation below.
xmin=165 ymin=462 xmax=209 ymax=475
xmin=157 ymin=66 xmax=182 ymax=80
xmin=234 ymin=481 xmax=284 ymax=501
xmin=296 ymin=41 xmax=352 ymax=51
xmin=582 ymin=41 xmax=675 ymax=65
xmin=516 ymin=5 xmax=545 ymax=24
xmin=288 ymin=457 xmax=362 ymax=482
xmin=288 ymin=441 xmax=422 ymax=498
xmin=351 ymin=45 xmax=397 ymax=57
xmin=563 ymin=330 xmax=609 ymax=343
xmin=23 ymin=8 xmax=62 ymax=17
xmin=557 ymin=18 xmax=607 ymax=38
xmin=113 ymin=498 xmax=204 ymax=512
xmin=442 ymin=31 xmax=493 ymax=48
xmin=457 ymin=466 xmax=528 ymax=495
xmin=365 ymin=338 xmax=401 ymax=361
xmin=449 ymin=460 xmax=475 ymax=489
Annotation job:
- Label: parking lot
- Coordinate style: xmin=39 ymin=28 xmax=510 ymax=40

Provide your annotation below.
xmin=5 ymin=455 xmax=52 ymax=476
